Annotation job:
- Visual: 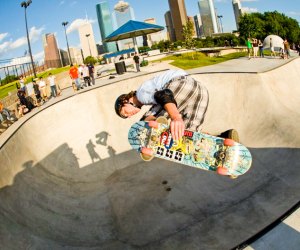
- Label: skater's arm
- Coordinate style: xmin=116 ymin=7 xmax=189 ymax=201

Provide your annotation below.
xmin=154 ymin=89 xmax=184 ymax=141
xmin=164 ymin=103 xmax=185 ymax=141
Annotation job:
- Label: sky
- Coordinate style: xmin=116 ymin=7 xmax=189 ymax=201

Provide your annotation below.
xmin=0 ymin=0 xmax=300 ymax=65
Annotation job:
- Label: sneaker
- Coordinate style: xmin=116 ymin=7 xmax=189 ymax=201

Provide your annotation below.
xmin=218 ymin=129 xmax=239 ymax=143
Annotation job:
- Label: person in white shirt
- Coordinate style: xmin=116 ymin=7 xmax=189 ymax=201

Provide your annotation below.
xmin=38 ymin=77 xmax=47 ymax=102
xmin=47 ymin=73 xmax=57 ymax=97
xmin=82 ymin=64 xmax=91 ymax=87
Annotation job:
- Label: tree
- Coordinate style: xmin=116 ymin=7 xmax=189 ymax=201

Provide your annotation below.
xmin=84 ymin=56 xmax=97 ymax=65
xmin=182 ymin=20 xmax=195 ymax=49
xmin=239 ymin=11 xmax=300 ymax=43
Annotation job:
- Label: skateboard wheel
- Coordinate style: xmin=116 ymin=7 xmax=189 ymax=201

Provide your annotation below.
xmin=230 ymin=175 xmax=238 ymax=179
xmin=148 ymin=121 xmax=159 ymax=128
xmin=216 ymin=167 xmax=229 ymax=175
xmin=224 ymin=139 xmax=235 ymax=147
xmin=141 ymin=147 xmax=154 ymax=156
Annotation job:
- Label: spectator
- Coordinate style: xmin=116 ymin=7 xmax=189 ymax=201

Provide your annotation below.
xmin=258 ymin=40 xmax=264 ymax=58
xmin=17 ymin=88 xmax=35 ymax=110
xmin=16 ymin=99 xmax=29 ymax=117
xmin=38 ymin=77 xmax=48 ymax=102
xmin=252 ymin=38 xmax=259 ymax=58
xmin=283 ymin=39 xmax=290 ymax=59
xmin=82 ymin=64 xmax=91 ymax=87
xmin=32 ymin=80 xmax=42 ymax=106
xmin=246 ymin=38 xmax=253 ymax=59
xmin=19 ymin=75 xmax=26 ymax=91
xmin=48 ymin=73 xmax=58 ymax=97
xmin=270 ymin=37 xmax=276 ymax=57
xmin=88 ymin=63 xmax=95 ymax=85
xmin=69 ymin=64 xmax=81 ymax=91
xmin=0 ymin=101 xmax=17 ymax=122
xmin=133 ymin=52 xmax=140 ymax=72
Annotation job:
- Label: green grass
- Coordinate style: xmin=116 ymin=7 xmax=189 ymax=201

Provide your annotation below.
xmin=0 ymin=66 xmax=70 ymax=99
xmin=157 ymin=51 xmax=247 ymax=70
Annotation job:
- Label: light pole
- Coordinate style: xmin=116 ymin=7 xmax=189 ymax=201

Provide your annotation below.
xmin=85 ymin=34 xmax=92 ymax=57
xmin=62 ymin=21 xmax=72 ymax=65
xmin=217 ymin=15 xmax=224 ymax=33
xmin=21 ymin=0 xmax=37 ymax=78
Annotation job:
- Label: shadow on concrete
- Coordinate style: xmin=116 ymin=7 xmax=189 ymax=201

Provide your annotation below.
xmin=0 ymin=144 xmax=299 ymax=249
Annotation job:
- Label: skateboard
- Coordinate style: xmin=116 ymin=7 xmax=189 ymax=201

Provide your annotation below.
xmin=128 ymin=117 xmax=252 ymax=177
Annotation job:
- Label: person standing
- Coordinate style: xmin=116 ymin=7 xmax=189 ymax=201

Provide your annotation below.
xmin=133 ymin=52 xmax=140 ymax=72
xmin=32 ymin=80 xmax=42 ymax=105
xmin=252 ymin=38 xmax=259 ymax=58
xmin=19 ymin=76 xmax=26 ymax=91
xmin=258 ymin=40 xmax=264 ymax=58
xmin=38 ymin=77 xmax=48 ymax=103
xmin=246 ymin=38 xmax=253 ymax=59
xmin=69 ymin=64 xmax=81 ymax=91
xmin=88 ymin=63 xmax=95 ymax=85
xmin=82 ymin=64 xmax=91 ymax=87
xmin=270 ymin=37 xmax=276 ymax=57
xmin=47 ymin=73 xmax=58 ymax=97
xmin=283 ymin=39 xmax=290 ymax=59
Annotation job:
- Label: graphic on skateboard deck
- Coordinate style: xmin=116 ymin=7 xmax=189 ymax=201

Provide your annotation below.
xmin=128 ymin=118 xmax=252 ymax=177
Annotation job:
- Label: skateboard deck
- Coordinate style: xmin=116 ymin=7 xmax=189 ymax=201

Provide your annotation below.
xmin=128 ymin=118 xmax=252 ymax=177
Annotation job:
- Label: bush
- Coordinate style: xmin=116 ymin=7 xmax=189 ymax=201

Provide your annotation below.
xmin=140 ymin=60 xmax=149 ymax=67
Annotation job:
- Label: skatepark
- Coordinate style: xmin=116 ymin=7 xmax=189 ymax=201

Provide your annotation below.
xmin=0 ymin=56 xmax=299 ymax=249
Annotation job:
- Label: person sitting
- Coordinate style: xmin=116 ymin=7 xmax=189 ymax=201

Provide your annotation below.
xmin=0 ymin=101 xmax=17 ymax=122
xmin=16 ymin=99 xmax=29 ymax=117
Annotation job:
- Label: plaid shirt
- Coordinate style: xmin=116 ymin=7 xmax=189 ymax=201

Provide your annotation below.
xmin=142 ymin=75 xmax=209 ymax=131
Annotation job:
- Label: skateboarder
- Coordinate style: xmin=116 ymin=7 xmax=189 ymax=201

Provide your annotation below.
xmin=115 ymin=69 xmax=208 ymax=139
xmin=115 ymin=69 xmax=238 ymax=141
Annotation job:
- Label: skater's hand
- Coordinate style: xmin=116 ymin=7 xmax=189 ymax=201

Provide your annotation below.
xmin=144 ymin=115 xmax=156 ymax=121
xmin=170 ymin=116 xmax=185 ymax=141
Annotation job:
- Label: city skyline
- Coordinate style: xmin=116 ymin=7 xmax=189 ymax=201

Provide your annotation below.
xmin=0 ymin=0 xmax=299 ymax=65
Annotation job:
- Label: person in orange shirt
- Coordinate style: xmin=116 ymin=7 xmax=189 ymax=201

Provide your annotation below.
xmin=69 ymin=64 xmax=81 ymax=91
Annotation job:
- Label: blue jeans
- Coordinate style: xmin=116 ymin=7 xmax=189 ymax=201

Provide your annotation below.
xmin=0 ymin=108 xmax=13 ymax=121
xmin=73 ymin=78 xmax=81 ymax=90
xmin=50 ymin=85 xmax=57 ymax=97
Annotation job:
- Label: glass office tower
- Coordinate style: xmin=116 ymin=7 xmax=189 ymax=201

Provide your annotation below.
xmin=232 ymin=0 xmax=243 ymax=30
xmin=198 ymin=0 xmax=218 ymax=37
xmin=113 ymin=1 xmax=135 ymax=50
xmin=96 ymin=1 xmax=117 ymax=53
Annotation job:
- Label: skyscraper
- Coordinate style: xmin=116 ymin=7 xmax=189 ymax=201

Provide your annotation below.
xmin=232 ymin=0 xmax=244 ymax=30
xmin=194 ymin=14 xmax=203 ymax=38
xmin=198 ymin=0 xmax=218 ymax=37
xmin=96 ymin=1 xmax=117 ymax=53
xmin=168 ymin=0 xmax=188 ymax=41
xmin=113 ymin=1 xmax=135 ymax=50
xmin=187 ymin=16 xmax=197 ymax=38
xmin=164 ymin=11 xmax=176 ymax=42
xmin=43 ymin=33 xmax=62 ymax=68
xmin=78 ymin=21 xmax=98 ymax=59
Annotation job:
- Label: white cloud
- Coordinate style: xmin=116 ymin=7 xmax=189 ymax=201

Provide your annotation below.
xmin=59 ymin=0 xmax=65 ymax=5
xmin=0 ymin=41 xmax=10 ymax=54
xmin=242 ymin=7 xmax=258 ymax=13
xmin=66 ymin=19 xmax=95 ymax=34
xmin=0 ymin=26 xmax=44 ymax=57
xmin=10 ymin=37 xmax=27 ymax=49
xmin=29 ymin=26 xmax=45 ymax=42
xmin=0 ymin=33 xmax=9 ymax=42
